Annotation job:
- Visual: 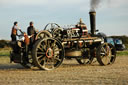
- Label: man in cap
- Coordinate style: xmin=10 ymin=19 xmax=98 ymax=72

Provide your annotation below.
xmin=27 ymin=21 xmax=37 ymax=48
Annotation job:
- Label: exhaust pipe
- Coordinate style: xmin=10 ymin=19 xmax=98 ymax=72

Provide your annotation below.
xmin=89 ymin=11 xmax=96 ymax=36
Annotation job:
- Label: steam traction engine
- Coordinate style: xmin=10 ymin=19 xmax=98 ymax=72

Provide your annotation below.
xmin=10 ymin=12 xmax=116 ymax=70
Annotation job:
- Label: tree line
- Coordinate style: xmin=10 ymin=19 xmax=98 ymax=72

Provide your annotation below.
xmin=0 ymin=40 xmax=10 ymax=48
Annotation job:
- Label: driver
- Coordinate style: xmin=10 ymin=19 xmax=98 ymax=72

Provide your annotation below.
xmin=11 ymin=21 xmax=23 ymax=41
xmin=27 ymin=21 xmax=37 ymax=48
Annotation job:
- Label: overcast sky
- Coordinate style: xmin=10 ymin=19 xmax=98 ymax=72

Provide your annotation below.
xmin=0 ymin=0 xmax=128 ymax=40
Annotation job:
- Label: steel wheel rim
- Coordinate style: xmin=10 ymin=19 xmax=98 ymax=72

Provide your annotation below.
xmin=35 ymin=38 xmax=64 ymax=70
xmin=100 ymin=43 xmax=116 ymax=65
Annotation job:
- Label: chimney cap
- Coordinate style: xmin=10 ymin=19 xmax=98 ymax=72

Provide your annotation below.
xmin=89 ymin=11 xmax=96 ymax=15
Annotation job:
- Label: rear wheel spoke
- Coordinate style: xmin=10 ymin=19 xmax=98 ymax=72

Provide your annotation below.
xmin=44 ymin=58 xmax=54 ymax=69
xmin=51 ymin=40 xmax=56 ymax=47
xmin=54 ymin=48 xmax=62 ymax=52
xmin=37 ymin=52 xmax=45 ymax=55
xmin=55 ymin=58 xmax=61 ymax=62
xmin=38 ymin=46 xmax=44 ymax=52
xmin=38 ymin=56 xmax=45 ymax=64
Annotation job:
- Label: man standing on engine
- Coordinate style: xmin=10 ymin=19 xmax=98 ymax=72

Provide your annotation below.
xmin=27 ymin=21 xmax=37 ymax=48
xmin=11 ymin=21 xmax=22 ymax=41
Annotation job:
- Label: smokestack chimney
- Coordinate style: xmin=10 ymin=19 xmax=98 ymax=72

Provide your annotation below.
xmin=89 ymin=11 xmax=96 ymax=36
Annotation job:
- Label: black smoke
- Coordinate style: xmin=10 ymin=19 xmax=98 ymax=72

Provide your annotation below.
xmin=90 ymin=0 xmax=101 ymax=12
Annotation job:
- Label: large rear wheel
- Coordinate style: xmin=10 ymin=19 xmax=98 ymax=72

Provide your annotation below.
xmin=32 ymin=38 xmax=64 ymax=70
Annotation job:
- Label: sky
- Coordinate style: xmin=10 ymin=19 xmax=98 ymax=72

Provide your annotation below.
xmin=0 ymin=0 xmax=128 ymax=40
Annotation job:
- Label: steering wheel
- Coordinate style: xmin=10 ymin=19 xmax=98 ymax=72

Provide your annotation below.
xmin=44 ymin=23 xmax=60 ymax=33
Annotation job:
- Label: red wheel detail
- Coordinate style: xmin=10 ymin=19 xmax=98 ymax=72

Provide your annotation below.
xmin=46 ymin=48 xmax=53 ymax=58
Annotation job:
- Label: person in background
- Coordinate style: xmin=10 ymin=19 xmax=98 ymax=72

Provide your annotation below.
xmin=11 ymin=21 xmax=23 ymax=41
xmin=27 ymin=21 xmax=36 ymax=48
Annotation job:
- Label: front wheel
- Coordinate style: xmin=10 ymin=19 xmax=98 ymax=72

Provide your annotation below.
xmin=96 ymin=43 xmax=116 ymax=66
xmin=32 ymin=38 xmax=64 ymax=70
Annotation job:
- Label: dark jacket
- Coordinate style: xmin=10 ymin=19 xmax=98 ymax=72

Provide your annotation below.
xmin=27 ymin=26 xmax=36 ymax=45
xmin=27 ymin=26 xmax=36 ymax=36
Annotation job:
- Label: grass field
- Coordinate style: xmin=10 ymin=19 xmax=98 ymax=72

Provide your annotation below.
xmin=117 ymin=50 xmax=128 ymax=56
xmin=0 ymin=48 xmax=11 ymax=58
